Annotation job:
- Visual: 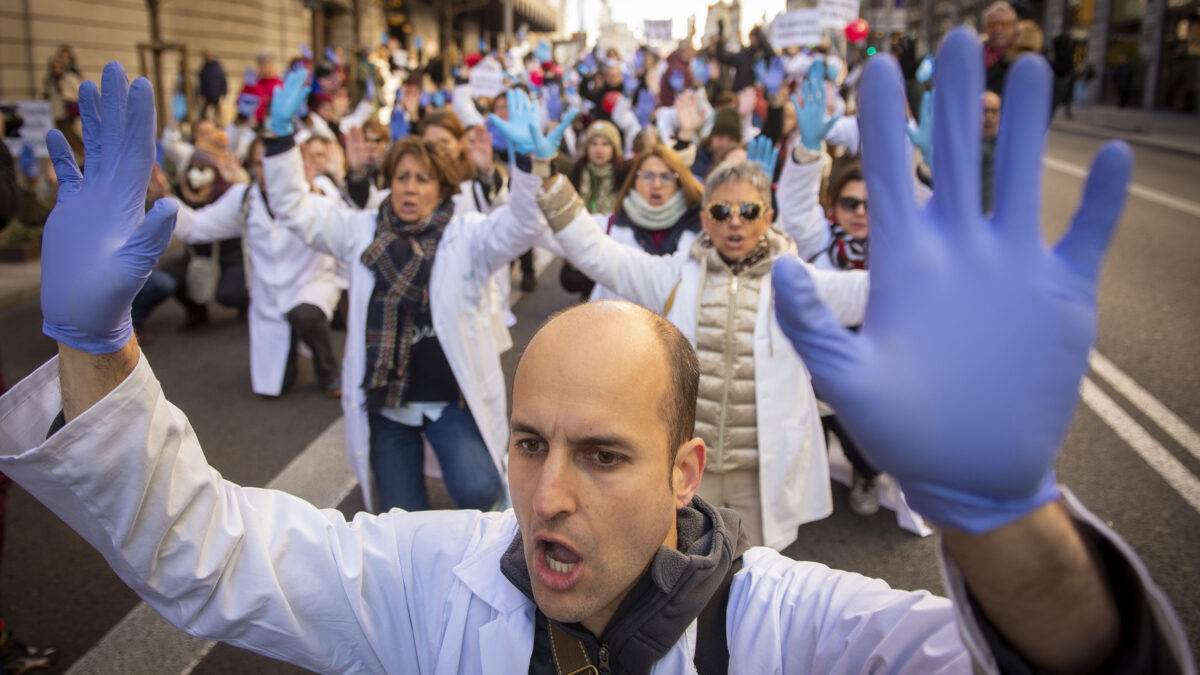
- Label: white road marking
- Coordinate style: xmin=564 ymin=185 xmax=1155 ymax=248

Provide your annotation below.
xmin=1090 ymin=350 xmax=1200 ymax=464
xmin=66 ymin=418 xmax=358 ymax=675
xmin=1044 ymin=156 xmax=1200 ymax=219
xmin=1080 ymin=378 xmax=1200 ymax=514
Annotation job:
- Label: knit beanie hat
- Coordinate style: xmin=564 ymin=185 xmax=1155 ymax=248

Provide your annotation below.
xmin=710 ymin=106 xmax=741 ymax=140
xmin=583 ymin=120 xmax=622 ymax=157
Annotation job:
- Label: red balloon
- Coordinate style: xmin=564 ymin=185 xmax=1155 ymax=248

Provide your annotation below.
xmin=845 ymin=18 xmax=870 ymax=43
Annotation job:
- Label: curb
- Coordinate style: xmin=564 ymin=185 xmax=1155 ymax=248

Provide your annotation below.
xmin=1051 ymin=122 xmax=1200 ymax=159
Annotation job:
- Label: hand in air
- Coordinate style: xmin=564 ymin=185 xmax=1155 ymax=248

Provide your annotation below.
xmin=771 ymin=29 xmax=1134 ymax=534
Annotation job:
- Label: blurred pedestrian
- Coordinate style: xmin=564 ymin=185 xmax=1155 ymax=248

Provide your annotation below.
xmin=198 ymin=50 xmax=228 ymax=125
xmin=983 ymin=1 xmax=1018 ymax=93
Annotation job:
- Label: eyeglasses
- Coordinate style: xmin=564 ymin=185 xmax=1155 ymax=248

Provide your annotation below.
xmin=836 ymin=196 xmax=868 ymax=213
xmin=364 ymin=136 xmax=387 ymax=145
xmin=636 ymin=170 xmax=678 ymax=184
xmin=707 ymin=201 xmax=765 ymax=222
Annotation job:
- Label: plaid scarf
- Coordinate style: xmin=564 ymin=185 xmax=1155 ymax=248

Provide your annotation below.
xmin=826 ymin=221 xmax=868 ymax=270
xmin=360 ymin=198 xmax=454 ymax=411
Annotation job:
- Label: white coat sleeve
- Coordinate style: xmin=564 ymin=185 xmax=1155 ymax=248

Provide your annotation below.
xmin=776 ymin=150 xmax=830 ymax=262
xmin=453 ymin=83 xmax=486 ymax=128
xmin=726 ymin=547 xmax=970 ymax=673
xmin=554 ymin=209 xmax=683 ymax=311
xmin=0 ymin=356 xmax=484 ymax=674
xmin=264 ymin=143 xmax=373 ymax=263
xmin=171 ymin=184 xmax=248 ymax=244
xmin=462 ymin=166 xmax=549 ymax=277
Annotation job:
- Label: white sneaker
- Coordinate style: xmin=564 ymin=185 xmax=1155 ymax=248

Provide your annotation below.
xmin=849 ymin=475 xmax=880 ymax=516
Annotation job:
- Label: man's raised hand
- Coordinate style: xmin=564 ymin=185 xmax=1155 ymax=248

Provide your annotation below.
xmin=771 ymin=28 xmax=1133 ymax=534
xmin=41 ymin=62 xmax=179 ymax=354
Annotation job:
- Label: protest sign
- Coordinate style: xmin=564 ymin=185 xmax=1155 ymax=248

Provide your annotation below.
xmin=0 ymin=101 xmax=53 ymax=158
xmin=643 ymin=19 xmax=673 ymax=44
xmin=772 ymin=9 xmax=822 ymax=48
xmin=819 ymin=0 xmax=861 ymax=29
xmin=468 ymin=64 xmax=506 ymax=99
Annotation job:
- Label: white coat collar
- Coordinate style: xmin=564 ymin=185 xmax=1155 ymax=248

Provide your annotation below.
xmin=452 ymin=510 xmax=534 ymax=616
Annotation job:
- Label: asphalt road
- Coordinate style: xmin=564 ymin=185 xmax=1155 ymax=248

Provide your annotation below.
xmin=0 ymin=129 xmax=1196 ymax=672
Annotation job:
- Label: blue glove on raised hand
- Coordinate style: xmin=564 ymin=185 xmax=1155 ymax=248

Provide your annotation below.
xmin=545 ymin=83 xmax=563 ymax=122
xmin=364 ymin=77 xmax=376 ymax=102
xmin=746 ymin=135 xmax=777 ymax=177
xmin=300 ymin=44 xmax=313 ymax=61
xmin=623 ymin=72 xmax=639 ymax=96
xmin=243 ymin=67 xmax=258 ymax=87
xmin=792 ymin=76 xmax=839 ymax=152
xmin=692 ymin=57 xmax=711 ymax=85
xmin=635 ymin=89 xmax=657 ymax=127
xmin=236 ymin=92 xmax=261 ymax=118
xmin=432 ymin=90 xmax=445 ymax=108
xmin=414 ymin=37 xmax=423 ymax=51
xmin=771 ymin=29 xmax=1134 ymax=534
xmin=916 ymin=55 xmax=935 ymax=83
xmin=488 ymin=89 xmax=577 ymax=159
xmin=324 ymin=46 xmax=340 ymax=65
xmin=268 ymin=67 xmax=311 ymax=136
xmin=419 ymin=91 xmax=432 ymax=110
xmin=41 ymin=62 xmax=179 ymax=354
xmin=18 ymin=145 xmax=38 ymax=179
xmin=668 ymin=70 xmax=686 ymax=93
xmin=754 ymin=57 xmax=785 ymax=96
xmin=907 ymin=90 xmax=934 ymax=169
xmin=536 ymin=40 xmax=553 ymax=65
xmin=171 ymin=92 xmax=187 ymax=123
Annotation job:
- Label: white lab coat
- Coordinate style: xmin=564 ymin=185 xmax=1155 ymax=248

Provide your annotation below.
xmin=553 ymin=211 xmax=869 ymax=550
xmin=172 ymin=183 xmax=344 ymax=396
xmin=265 ymin=145 xmax=544 ymax=511
xmin=3 ymin=357 xmax=1186 ymax=673
xmin=587 ymin=214 xmax=700 ymax=304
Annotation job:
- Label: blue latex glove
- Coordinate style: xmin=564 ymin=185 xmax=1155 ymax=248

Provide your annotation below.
xmin=635 ymin=89 xmax=656 ymax=127
xmin=916 ymin=55 xmax=935 ymax=83
xmin=243 ymin=67 xmax=258 ymax=87
xmin=792 ymin=77 xmax=839 ymax=152
xmin=633 ymin=49 xmax=645 ymax=73
xmin=18 ymin=145 xmax=38 ymax=179
xmin=583 ymin=53 xmax=597 ymax=73
xmin=479 ymin=39 xmax=488 ymax=52
xmin=432 ymin=90 xmax=445 ymax=108
xmin=487 ymin=118 xmax=510 ymax=154
xmin=324 ymin=46 xmax=340 ymax=65
xmin=545 ymin=83 xmax=563 ymax=122
xmin=414 ymin=37 xmax=423 ymax=51
xmin=691 ymin=57 xmax=710 ymax=85
xmin=907 ymin=90 xmax=934 ymax=169
xmin=668 ymin=70 xmax=686 ymax=93
xmin=300 ymin=44 xmax=312 ymax=60
xmin=171 ymin=91 xmax=187 ymax=122
xmin=364 ymin=77 xmax=376 ymax=102
xmin=808 ymin=59 xmax=827 ymax=86
xmin=771 ymin=29 xmax=1134 ymax=534
xmin=389 ymin=107 xmax=410 ymax=141
xmin=536 ymin=40 xmax=553 ymax=64
xmin=746 ymin=135 xmax=777 ymax=177
xmin=754 ymin=57 xmax=785 ymax=96
xmin=380 ymin=31 xmax=389 ymax=47
xmin=488 ymin=89 xmax=577 ymax=158
xmin=268 ymin=67 xmax=311 ymax=136
xmin=41 ymin=62 xmax=179 ymax=354
xmin=236 ymin=92 xmax=261 ymax=118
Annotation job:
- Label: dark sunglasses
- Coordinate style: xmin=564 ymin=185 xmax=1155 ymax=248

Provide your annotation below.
xmin=837 ymin=196 xmax=868 ymax=213
xmin=707 ymin=201 xmax=765 ymax=222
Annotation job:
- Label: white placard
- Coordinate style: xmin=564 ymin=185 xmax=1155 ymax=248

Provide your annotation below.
xmin=643 ymin=19 xmax=673 ymax=44
xmin=772 ymin=9 xmax=822 ymax=48
xmin=468 ymin=64 xmax=506 ymax=99
xmin=1 ymin=101 xmax=54 ymax=158
xmin=819 ymin=0 xmax=861 ymax=29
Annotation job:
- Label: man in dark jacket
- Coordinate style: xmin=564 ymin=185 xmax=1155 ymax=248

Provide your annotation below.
xmin=198 ymin=51 xmax=227 ymax=125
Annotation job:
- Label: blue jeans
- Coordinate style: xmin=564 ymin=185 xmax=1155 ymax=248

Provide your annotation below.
xmin=367 ymin=403 xmax=503 ymax=512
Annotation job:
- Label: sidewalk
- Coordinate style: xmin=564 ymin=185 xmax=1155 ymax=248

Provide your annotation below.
xmin=1052 ymin=105 xmax=1200 ymax=158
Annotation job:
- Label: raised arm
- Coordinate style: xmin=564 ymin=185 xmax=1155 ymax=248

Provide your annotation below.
xmin=262 ymin=69 xmax=371 ymax=262
xmin=170 ymin=182 xmax=248 ymax=244
xmin=771 ymin=30 xmax=1191 ymax=671
xmin=8 ymin=60 xmax=448 ymax=674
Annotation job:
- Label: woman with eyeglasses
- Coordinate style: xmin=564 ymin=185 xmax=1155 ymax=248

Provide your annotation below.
xmin=811 ymin=164 xmax=869 ymax=271
xmin=536 ymin=158 xmax=868 ymax=549
xmin=586 ymin=144 xmax=705 ymax=302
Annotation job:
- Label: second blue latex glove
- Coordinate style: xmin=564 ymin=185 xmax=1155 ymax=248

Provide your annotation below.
xmin=746 ymin=136 xmax=777 ymax=177
xmin=41 ymin=62 xmax=179 ymax=354
xmin=907 ymin=90 xmax=934 ymax=169
xmin=754 ymin=57 xmax=785 ymax=96
xmin=635 ymin=89 xmax=656 ymax=127
xmin=268 ymin=67 xmax=311 ymax=136
xmin=771 ymin=29 xmax=1135 ymax=534
xmin=792 ymin=77 xmax=839 ymax=152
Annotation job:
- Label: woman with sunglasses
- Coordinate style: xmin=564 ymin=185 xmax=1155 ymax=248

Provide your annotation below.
xmin=587 ymin=144 xmax=705 ymax=302
xmin=537 ymin=158 xmax=868 ymax=549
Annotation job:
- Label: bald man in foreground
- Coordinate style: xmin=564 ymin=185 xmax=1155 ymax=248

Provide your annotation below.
xmin=0 ymin=32 xmax=1195 ymax=675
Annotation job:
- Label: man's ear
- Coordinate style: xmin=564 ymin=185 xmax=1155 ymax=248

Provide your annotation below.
xmin=673 ymin=437 xmax=706 ymax=509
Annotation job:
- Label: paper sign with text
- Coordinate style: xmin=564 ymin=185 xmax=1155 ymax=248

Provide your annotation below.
xmin=772 ymin=9 xmax=823 ymax=48
xmin=819 ymin=0 xmax=861 ymax=29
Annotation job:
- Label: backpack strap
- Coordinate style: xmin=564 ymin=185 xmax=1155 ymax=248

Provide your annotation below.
xmin=693 ymin=556 xmax=743 ymax=675
xmin=547 ymin=616 xmax=599 ymax=675
xmin=662 ymin=280 xmax=682 ymax=316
